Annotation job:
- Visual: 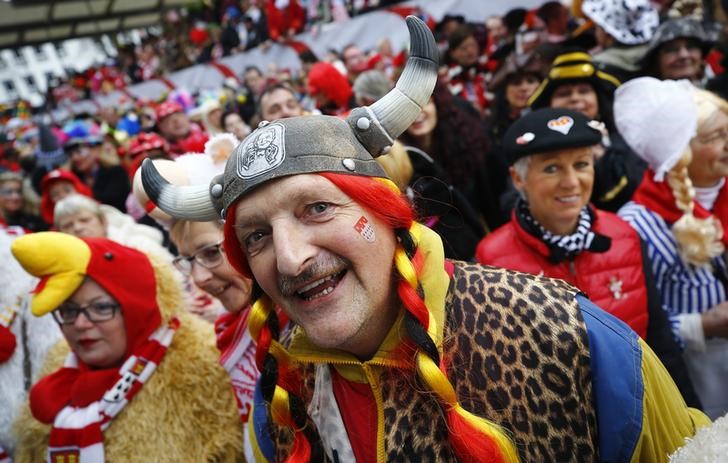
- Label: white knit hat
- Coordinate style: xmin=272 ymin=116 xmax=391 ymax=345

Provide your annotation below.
xmin=582 ymin=0 xmax=659 ymax=45
xmin=614 ymin=77 xmax=696 ymax=182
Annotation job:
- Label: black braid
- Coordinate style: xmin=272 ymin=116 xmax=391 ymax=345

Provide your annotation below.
xmin=396 ymin=228 xmax=417 ymax=259
xmin=395 ymin=227 xmax=442 ymax=366
xmin=260 ymin=355 xmax=278 ymax=403
xmin=405 ymin=311 xmax=441 ymax=366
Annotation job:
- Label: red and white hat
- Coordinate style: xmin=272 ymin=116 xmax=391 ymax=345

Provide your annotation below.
xmin=155 ymin=102 xmax=184 ymax=121
xmin=128 ymin=132 xmax=168 ymax=158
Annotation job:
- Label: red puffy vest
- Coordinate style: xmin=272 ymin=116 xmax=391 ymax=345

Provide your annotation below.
xmin=476 ymin=209 xmax=648 ymax=338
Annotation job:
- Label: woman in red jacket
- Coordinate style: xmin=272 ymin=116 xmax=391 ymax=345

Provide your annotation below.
xmin=476 ymin=107 xmax=701 ymax=408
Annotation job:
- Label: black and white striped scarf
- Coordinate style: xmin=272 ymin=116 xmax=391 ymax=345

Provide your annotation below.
xmin=516 ymin=199 xmax=611 ymax=263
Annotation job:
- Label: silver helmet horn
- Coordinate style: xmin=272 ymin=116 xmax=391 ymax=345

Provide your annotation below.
xmin=346 ymin=16 xmax=439 ymax=157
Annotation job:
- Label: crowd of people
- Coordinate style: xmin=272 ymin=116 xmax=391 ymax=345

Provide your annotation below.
xmin=36 ymin=0 xmax=405 ymax=109
xmin=1 ymin=0 xmax=728 ymax=461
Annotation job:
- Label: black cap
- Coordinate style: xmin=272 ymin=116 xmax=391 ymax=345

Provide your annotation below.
xmin=504 ymin=108 xmax=602 ymax=164
xmin=528 ymin=51 xmax=621 ymax=109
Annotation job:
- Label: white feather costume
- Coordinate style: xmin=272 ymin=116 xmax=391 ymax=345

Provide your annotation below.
xmin=0 ymin=228 xmax=62 ymax=456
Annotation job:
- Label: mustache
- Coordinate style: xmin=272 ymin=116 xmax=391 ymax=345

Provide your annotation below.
xmin=278 ymin=254 xmax=349 ymax=296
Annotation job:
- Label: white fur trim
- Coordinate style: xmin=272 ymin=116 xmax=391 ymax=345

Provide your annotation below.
xmin=204 ymin=133 xmax=239 ymax=165
xmin=677 ymin=313 xmax=706 ymax=353
xmin=670 ymin=413 xmax=728 ymax=462
xmin=0 ymin=229 xmax=63 ymax=454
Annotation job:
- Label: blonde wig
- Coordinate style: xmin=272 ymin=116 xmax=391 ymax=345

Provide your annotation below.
xmin=668 ymin=89 xmax=728 ymax=267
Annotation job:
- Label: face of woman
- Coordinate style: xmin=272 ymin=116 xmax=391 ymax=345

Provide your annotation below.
xmin=58 ymin=278 xmax=127 ymax=369
xmin=550 ymin=82 xmax=600 ymax=120
xmin=658 ymin=37 xmax=703 ymax=81
xmin=511 ymin=147 xmax=595 ymax=235
xmin=689 ymin=110 xmax=728 ymax=187
xmin=174 ymin=221 xmax=252 ymax=313
xmin=406 ymin=99 xmax=437 ymax=138
xmin=70 ymin=145 xmax=99 ymax=174
xmin=450 ymin=35 xmax=480 ymax=68
xmin=0 ymin=180 xmax=23 ymax=214
xmin=57 ymin=209 xmax=107 ymax=238
xmin=49 ymin=180 xmax=76 ymax=204
xmin=223 ymin=113 xmax=250 ymax=141
xmin=506 ymin=74 xmax=541 ymax=111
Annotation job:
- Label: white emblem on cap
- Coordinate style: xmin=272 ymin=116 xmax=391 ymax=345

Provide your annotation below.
xmin=516 ymin=132 xmax=535 ymax=145
xmin=547 ymin=116 xmax=574 ymax=135
xmin=236 ymin=123 xmax=286 ymax=179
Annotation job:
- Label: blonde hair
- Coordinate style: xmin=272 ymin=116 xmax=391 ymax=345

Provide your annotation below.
xmin=667 ymin=89 xmax=727 ymax=267
xmin=168 ymin=219 xmax=224 ymax=249
xmin=375 ymin=141 xmax=413 ymax=191
xmin=53 ymin=194 xmax=105 ymax=228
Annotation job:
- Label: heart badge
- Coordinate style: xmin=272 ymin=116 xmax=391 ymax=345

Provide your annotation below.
xmin=547 ymin=116 xmax=574 ymax=135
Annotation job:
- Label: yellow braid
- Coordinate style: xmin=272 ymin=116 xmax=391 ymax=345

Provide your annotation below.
xmin=667 ymin=151 xmax=724 ymax=266
xmin=248 ymin=294 xmax=297 ymax=428
xmin=394 ymin=224 xmax=520 ymax=463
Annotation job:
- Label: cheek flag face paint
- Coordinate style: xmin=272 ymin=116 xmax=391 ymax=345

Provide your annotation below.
xmin=354 ymin=216 xmax=375 ymax=242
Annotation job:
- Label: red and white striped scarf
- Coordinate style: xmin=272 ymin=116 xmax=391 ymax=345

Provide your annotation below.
xmin=45 ymin=317 xmax=179 ymax=463
xmin=215 ymin=309 xmax=257 ymax=422
xmin=0 ymin=445 xmax=11 ymax=463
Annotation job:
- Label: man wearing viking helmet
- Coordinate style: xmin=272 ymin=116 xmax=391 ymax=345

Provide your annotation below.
xmin=142 ymin=16 xmax=708 ymax=462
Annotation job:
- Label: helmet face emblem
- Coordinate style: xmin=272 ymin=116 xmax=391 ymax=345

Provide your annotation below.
xmin=238 ymin=123 xmax=286 ymax=179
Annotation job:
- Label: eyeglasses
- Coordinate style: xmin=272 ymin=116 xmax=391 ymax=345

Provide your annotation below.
xmin=0 ymin=187 xmax=22 ymax=197
xmin=172 ymin=241 xmax=224 ymax=275
xmin=696 ymin=126 xmax=728 ymax=145
xmin=53 ymin=301 xmax=120 ymax=325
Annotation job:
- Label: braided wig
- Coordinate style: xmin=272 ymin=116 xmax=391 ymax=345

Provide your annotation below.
xmin=223 ymin=173 xmax=518 ymax=462
xmin=668 ymin=89 xmax=728 ymax=267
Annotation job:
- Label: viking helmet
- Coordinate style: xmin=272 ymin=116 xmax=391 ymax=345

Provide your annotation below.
xmin=141 ymin=16 xmax=438 ymax=221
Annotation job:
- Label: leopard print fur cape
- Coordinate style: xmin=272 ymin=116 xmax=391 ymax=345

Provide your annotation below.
xmin=271 ymin=262 xmax=599 ymax=462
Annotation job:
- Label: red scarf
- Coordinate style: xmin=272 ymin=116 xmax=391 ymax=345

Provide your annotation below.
xmin=214 ymin=307 xmax=290 ymax=422
xmin=30 ymin=318 xmax=179 ymax=463
xmin=632 ymin=170 xmax=728 ymax=248
xmin=215 ymin=308 xmax=257 ymax=422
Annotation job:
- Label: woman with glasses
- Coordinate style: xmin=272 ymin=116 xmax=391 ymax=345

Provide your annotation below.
xmin=0 ymin=172 xmax=47 ymax=232
xmin=170 ymin=220 xmax=251 ymax=316
xmin=10 ymin=232 xmax=243 ymax=462
xmin=169 ymin=219 xmax=262 ymax=433
xmin=640 ymin=17 xmax=715 ymax=85
xmin=617 ymin=78 xmax=728 ymax=419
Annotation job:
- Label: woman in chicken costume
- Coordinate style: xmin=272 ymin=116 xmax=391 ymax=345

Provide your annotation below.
xmin=10 ymin=232 xmax=244 ymax=462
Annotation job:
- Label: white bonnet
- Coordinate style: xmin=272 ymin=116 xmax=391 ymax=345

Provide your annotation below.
xmin=614 ymin=77 xmax=697 ymax=181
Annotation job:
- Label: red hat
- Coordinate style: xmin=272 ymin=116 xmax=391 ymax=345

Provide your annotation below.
xmin=11 ymin=232 xmax=161 ymax=355
xmin=155 ymin=102 xmax=184 ymax=121
xmin=307 ymin=62 xmax=353 ymax=110
xmin=39 ymin=169 xmax=93 ymax=224
xmin=128 ymin=132 xmax=168 ymax=158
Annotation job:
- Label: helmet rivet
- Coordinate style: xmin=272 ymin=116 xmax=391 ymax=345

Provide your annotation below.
xmin=356 ymin=117 xmax=371 ymax=130
xmin=342 ymin=158 xmax=356 ymax=171
xmin=380 ymin=145 xmax=392 ymax=155
xmin=211 ymin=183 xmax=223 ymax=197
xmin=258 ymin=120 xmax=270 ymax=128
